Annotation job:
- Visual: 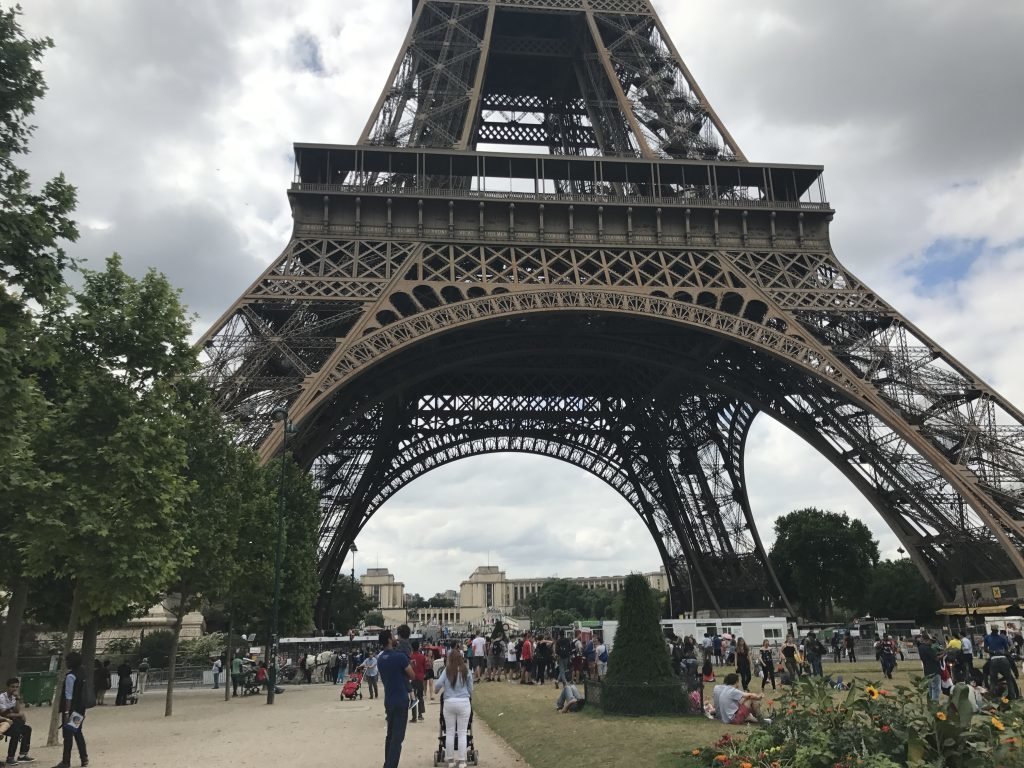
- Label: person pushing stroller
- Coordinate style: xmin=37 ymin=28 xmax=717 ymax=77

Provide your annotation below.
xmin=434 ymin=647 xmax=474 ymax=768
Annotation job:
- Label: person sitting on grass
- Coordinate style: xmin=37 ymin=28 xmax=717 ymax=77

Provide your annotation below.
xmin=712 ymin=672 xmax=770 ymax=725
xmin=554 ymin=682 xmax=584 ymax=712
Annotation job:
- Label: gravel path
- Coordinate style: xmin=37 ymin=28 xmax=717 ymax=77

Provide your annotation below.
xmin=18 ymin=683 xmax=531 ymax=768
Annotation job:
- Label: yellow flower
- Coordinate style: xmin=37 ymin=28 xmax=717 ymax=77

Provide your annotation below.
xmin=865 ymin=685 xmax=880 ymax=700
xmin=1003 ymin=697 xmax=1010 ymax=704
xmin=692 ymin=750 xmax=701 ymax=756
xmin=992 ymin=716 xmax=1005 ymax=731
xmin=740 ymin=763 xmax=753 ymax=768
xmin=715 ymin=755 xmax=728 ymax=763
xmin=936 ymin=712 xmax=947 ymax=721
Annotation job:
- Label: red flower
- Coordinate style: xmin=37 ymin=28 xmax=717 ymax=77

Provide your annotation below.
xmin=881 ymin=725 xmax=891 ymax=733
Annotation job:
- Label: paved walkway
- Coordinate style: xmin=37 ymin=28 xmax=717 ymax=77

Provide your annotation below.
xmin=18 ymin=684 xmax=530 ymax=767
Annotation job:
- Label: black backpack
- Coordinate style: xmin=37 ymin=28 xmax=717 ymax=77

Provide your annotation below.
xmin=557 ymin=637 xmax=572 ymax=658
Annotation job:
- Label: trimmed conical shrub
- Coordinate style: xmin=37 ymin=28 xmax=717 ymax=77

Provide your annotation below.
xmin=600 ymin=574 xmax=688 ymax=714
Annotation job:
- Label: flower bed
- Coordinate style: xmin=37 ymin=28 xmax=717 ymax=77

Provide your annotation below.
xmin=683 ymin=677 xmax=1023 ymax=768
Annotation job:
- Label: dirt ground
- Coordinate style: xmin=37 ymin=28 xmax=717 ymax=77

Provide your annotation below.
xmin=18 ymin=683 xmax=531 ymax=768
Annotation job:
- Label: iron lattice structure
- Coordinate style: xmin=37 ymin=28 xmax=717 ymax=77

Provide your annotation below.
xmin=200 ymin=0 xmax=1024 ymax=619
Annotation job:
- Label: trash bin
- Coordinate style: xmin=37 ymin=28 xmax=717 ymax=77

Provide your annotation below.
xmin=19 ymin=671 xmax=59 ymax=706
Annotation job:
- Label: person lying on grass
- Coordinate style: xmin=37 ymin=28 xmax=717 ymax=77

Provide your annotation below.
xmin=712 ymin=672 xmax=770 ymax=725
xmin=555 ymin=682 xmax=585 ymax=712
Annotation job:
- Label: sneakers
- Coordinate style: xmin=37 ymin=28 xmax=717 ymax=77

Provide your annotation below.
xmin=16 ymin=758 xmax=37 ymax=764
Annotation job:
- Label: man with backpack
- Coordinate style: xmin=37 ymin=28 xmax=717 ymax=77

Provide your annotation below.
xmin=555 ymin=634 xmax=572 ymax=688
xmin=488 ymin=636 xmax=504 ymax=682
xmin=596 ymin=637 xmax=609 ymax=679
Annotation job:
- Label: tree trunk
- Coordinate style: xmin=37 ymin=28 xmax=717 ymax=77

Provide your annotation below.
xmin=47 ymin=582 xmax=82 ymax=747
xmin=224 ymin=610 xmax=233 ymax=703
xmin=165 ymin=597 xmax=187 ymax=717
xmin=80 ymin=618 xmax=98 ymax=709
xmin=0 ymin=574 xmax=29 ymax=684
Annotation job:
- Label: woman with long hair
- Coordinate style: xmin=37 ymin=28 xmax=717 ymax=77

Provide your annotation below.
xmin=734 ymin=638 xmax=752 ymax=691
xmin=759 ymin=640 xmax=776 ymax=691
xmin=433 ymin=647 xmax=474 ymax=768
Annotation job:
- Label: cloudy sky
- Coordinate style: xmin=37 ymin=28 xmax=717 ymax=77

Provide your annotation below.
xmin=20 ymin=1 xmax=1024 ymax=600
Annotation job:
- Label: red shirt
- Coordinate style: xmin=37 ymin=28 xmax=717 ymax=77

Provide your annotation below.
xmin=410 ymin=652 xmax=428 ymax=681
xmin=521 ymin=639 xmax=533 ymax=661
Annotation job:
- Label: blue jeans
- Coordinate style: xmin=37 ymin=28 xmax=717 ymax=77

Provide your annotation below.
xmin=807 ymin=654 xmax=823 ymax=677
xmin=213 ymin=671 xmax=220 ymax=689
xmin=384 ymin=705 xmax=409 ymax=768
xmin=556 ymin=658 xmax=568 ymax=685
xmin=927 ymin=673 xmax=941 ymax=702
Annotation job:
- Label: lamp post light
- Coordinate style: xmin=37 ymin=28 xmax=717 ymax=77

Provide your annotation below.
xmin=351 ymin=543 xmax=358 ymax=585
xmin=267 ymin=406 xmax=296 ymax=705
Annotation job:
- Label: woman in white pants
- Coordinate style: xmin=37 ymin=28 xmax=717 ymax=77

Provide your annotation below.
xmin=434 ymin=648 xmax=474 ymax=768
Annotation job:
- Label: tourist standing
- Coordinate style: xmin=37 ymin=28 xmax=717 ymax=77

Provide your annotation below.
xmin=583 ymin=635 xmax=597 ymax=680
xmin=844 ymin=633 xmax=857 ymax=663
xmin=759 ymin=640 xmax=776 ymax=691
xmin=734 ymin=638 xmax=752 ymax=692
xmin=804 ymin=633 xmax=824 ymax=677
xmin=488 ymin=636 xmax=504 ymax=682
xmin=434 ymin=648 xmax=473 ymax=768
xmin=781 ymin=636 xmax=798 ymax=682
xmin=470 ymin=632 xmax=487 ymax=681
xmin=879 ymin=635 xmax=898 ymax=680
xmin=56 ymin=652 xmax=89 ymax=768
xmin=137 ymin=657 xmax=150 ymax=695
xmin=961 ymin=631 xmax=974 ymax=679
xmin=712 ymin=633 xmax=723 ymax=666
xmin=115 ymin=659 xmax=133 ymax=705
xmin=520 ymin=633 xmax=534 ymax=684
xmin=359 ymin=652 xmax=380 ymax=699
xmin=230 ymin=654 xmax=244 ymax=697
xmin=211 ymin=656 xmax=223 ymax=690
xmin=410 ymin=641 xmax=428 ymax=723
xmin=596 ymin=636 xmax=608 ymax=680
xmin=535 ymin=635 xmax=552 ymax=685
xmin=377 ymin=629 xmax=415 ymax=768
xmin=505 ymin=639 xmax=518 ymax=682
xmin=917 ymin=633 xmax=942 ymax=702
xmin=831 ymin=633 xmax=842 ymax=663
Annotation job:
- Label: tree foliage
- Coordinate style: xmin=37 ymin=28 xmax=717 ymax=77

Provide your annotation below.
xmin=600 ymin=574 xmax=685 ymax=714
xmin=769 ymin=507 xmax=880 ymax=620
xmin=864 ymin=559 xmax=942 ymax=624
xmin=521 ymin=578 xmax=618 ymax=626
xmin=322 ymin=576 xmax=376 ymax=636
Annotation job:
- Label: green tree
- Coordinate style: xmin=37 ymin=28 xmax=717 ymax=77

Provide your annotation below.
xmin=864 ymin=559 xmax=942 ymax=624
xmin=0 ymin=4 xmax=78 ymax=685
xmin=602 ymin=574 xmax=684 ymax=714
xmin=159 ymin=391 xmax=273 ymax=716
xmin=364 ymin=611 xmax=386 ymax=628
xmin=322 ymin=576 xmax=376 ymax=636
xmin=137 ymin=630 xmax=176 ymax=668
xmin=221 ymin=456 xmax=320 ymax=639
xmin=19 ymin=254 xmax=198 ymax=743
xmin=769 ymin=508 xmax=880 ymax=620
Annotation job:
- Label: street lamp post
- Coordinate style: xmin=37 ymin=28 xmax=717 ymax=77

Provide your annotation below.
xmin=351 ymin=543 xmax=358 ymax=585
xmin=267 ymin=407 xmax=295 ymax=705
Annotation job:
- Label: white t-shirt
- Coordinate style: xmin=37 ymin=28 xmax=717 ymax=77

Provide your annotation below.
xmin=506 ymin=645 xmax=517 ymax=663
xmin=0 ymin=691 xmax=16 ymax=712
xmin=471 ymin=637 xmax=487 ymax=658
xmin=712 ymin=684 xmax=745 ymax=724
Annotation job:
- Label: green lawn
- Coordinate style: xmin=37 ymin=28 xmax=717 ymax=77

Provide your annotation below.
xmin=471 ymin=660 xmax=929 ymax=768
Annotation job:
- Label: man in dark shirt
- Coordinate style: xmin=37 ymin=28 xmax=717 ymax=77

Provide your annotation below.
xmin=917 ymin=633 xmax=941 ymax=702
xmin=377 ymin=629 xmax=415 ymax=768
xmin=985 ymin=625 xmax=1019 ymax=699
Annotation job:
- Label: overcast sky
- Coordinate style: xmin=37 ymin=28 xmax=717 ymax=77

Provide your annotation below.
xmin=20 ymin=2 xmax=1024 ymax=600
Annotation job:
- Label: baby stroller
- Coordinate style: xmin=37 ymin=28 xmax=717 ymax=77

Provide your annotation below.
xmin=434 ymin=695 xmax=479 ymax=766
xmin=340 ymin=671 xmax=363 ymax=700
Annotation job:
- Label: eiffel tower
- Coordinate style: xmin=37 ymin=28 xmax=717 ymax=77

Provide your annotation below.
xmin=200 ymin=0 xmax=1024 ymax=619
